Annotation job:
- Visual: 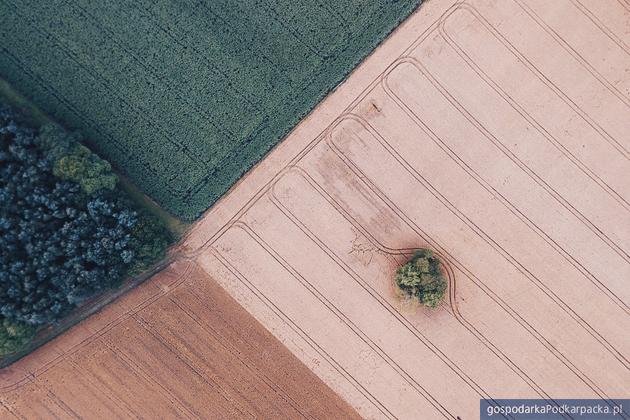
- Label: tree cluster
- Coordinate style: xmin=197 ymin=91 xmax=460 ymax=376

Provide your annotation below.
xmin=395 ymin=249 xmax=447 ymax=308
xmin=0 ymin=318 xmax=35 ymax=357
xmin=40 ymin=124 xmax=118 ymax=195
xmin=0 ymin=104 xmax=171 ymax=354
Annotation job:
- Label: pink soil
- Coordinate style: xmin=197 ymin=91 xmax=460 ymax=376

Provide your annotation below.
xmin=184 ymin=0 xmax=630 ymax=417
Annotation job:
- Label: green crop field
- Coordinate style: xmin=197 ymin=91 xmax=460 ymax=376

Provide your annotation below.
xmin=0 ymin=0 xmax=419 ymax=220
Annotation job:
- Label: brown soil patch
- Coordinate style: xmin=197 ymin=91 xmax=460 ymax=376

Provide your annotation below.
xmin=0 ymin=261 xmax=359 ymax=419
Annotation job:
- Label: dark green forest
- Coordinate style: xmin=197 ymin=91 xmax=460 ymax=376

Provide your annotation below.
xmin=0 ymin=104 xmax=171 ymax=355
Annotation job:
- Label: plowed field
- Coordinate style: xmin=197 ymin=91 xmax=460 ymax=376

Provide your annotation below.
xmin=0 ymin=261 xmax=359 ymax=419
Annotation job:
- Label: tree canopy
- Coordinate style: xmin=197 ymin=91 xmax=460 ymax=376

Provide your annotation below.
xmin=0 ymin=318 xmax=35 ymax=357
xmin=39 ymin=124 xmax=118 ymax=195
xmin=395 ymin=249 xmax=447 ymax=308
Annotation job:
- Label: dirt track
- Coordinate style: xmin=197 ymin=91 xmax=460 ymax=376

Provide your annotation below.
xmin=1 ymin=0 xmax=629 ymax=418
xmin=0 ymin=261 xmax=359 ymax=418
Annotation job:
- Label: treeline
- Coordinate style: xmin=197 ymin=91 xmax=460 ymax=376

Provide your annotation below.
xmin=0 ymin=104 xmax=172 ymax=356
xmin=395 ymin=249 xmax=446 ymax=308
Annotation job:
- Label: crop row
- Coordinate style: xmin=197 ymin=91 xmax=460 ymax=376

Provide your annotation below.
xmin=0 ymin=0 xmax=420 ymax=219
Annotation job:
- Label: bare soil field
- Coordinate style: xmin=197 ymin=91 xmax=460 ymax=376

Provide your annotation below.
xmin=1 ymin=0 xmax=629 ymax=418
xmin=181 ymin=0 xmax=630 ymax=418
xmin=0 ymin=260 xmax=359 ymax=418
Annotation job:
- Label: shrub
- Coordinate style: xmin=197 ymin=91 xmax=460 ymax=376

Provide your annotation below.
xmin=0 ymin=318 xmax=36 ymax=356
xmin=126 ymin=213 xmax=171 ymax=277
xmin=38 ymin=124 xmax=118 ymax=195
xmin=395 ymin=249 xmax=446 ymax=308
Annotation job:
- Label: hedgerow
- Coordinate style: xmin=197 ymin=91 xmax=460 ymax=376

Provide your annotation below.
xmin=0 ymin=0 xmax=421 ymax=220
xmin=0 ymin=104 xmax=171 ymax=344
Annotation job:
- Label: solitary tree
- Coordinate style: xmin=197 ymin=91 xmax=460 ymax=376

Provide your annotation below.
xmin=395 ymin=249 xmax=446 ymax=308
